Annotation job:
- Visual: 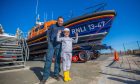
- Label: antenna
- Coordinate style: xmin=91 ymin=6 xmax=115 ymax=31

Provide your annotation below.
xmin=35 ymin=0 xmax=39 ymax=24
xmin=45 ymin=13 xmax=48 ymax=27
xmin=69 ymin=10 xmax=73 ymax=18
xmin=44 ymin=12 xmax=47 ymax=22
xmin=46 ymin=13 xmax=48 ymax=21
xmin=44 ymin=12 xmax=46 ymax=22
xmin=37 ymin=14 xmax=40 ymax=21
xmin=51 ymin=11 xmax=53 ymax=20
xmin=36 ymin=0 xmax=39 ymax=15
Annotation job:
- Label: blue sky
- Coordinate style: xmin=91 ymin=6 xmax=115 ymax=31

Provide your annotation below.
xmin=0 ymin=0 xmax=140 ymax=51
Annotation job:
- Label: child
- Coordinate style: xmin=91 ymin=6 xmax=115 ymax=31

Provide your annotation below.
xmin=57 ymin=28 xmax=78 ymax=82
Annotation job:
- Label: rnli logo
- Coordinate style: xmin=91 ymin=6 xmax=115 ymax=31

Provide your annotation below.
xmin=71 ymin=21 xmax=105 ymax=34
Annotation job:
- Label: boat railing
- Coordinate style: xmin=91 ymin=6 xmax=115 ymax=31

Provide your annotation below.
xmin=63 ymin=2 xmax=107 ymax=21
xmin=84 ymin=3 xmax=107 ymax=14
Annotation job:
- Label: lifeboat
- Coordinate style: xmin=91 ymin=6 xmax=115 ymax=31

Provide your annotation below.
xmin=27 ymin=10 xmax=116 ymax=60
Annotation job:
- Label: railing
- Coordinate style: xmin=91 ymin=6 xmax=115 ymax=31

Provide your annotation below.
xmin=101 ymin=41 xmax=140 ymax=55
xmin=21 ymin=38 xmax=29 ymax=61
xmin=0 ymin=35 xmax=29 ymax=71
xmin=62 ymin=2 xmax=107 ymax=21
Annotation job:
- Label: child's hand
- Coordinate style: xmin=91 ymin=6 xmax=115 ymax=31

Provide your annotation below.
xmin=58 ymin=30 xmax=62 ymax=34
xmin=75 ymin=32 xmax=78 ymax=37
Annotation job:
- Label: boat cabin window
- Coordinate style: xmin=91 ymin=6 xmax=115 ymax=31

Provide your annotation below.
xmin=35 ymin=28 xmax=38 ymax=32
xmin=40 ymin=25 xmax=44 ymax=29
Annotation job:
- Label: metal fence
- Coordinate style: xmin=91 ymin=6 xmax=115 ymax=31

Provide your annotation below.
xmin=101 ymin=41 xmax=140 ymax=55
xmin=122 ymin=41 xmax=140 ymax=55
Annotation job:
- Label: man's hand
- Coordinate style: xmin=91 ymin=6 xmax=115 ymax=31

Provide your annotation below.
xmin=75 ymin=32 xmax=78 ymax=37
xmin=58 ymin=30 xmax=62 ymax=34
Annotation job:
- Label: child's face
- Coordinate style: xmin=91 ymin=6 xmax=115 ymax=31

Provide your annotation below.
xmin=64 ymin=31 xmax=70 ymax=37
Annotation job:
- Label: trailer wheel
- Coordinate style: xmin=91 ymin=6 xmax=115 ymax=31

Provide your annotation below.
xmin=78 ymin=51 xmax=89 ymax=62
xmin=72 ymin=55 xmax=79 ymax=62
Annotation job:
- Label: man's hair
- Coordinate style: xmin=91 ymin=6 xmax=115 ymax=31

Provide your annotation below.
xmin=57 ymin=16 xmax=64 ymax=20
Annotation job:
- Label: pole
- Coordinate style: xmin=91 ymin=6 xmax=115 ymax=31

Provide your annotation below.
xmin=137 ymin=41 xmax=140 ymax=50
xmin=52 ymin=11 xmax=53 ymax=20
xmin=123 ymin=43 xmax=126 ymax=54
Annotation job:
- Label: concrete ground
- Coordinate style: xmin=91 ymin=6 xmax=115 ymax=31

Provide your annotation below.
xmin=0 ymin=55 xmax=140 ymax=84
xmin=93 ymin=55 xmax=140 ymax=84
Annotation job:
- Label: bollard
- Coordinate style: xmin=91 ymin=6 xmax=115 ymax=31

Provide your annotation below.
xmin=114 ymin=50 xmax=119 ymax=61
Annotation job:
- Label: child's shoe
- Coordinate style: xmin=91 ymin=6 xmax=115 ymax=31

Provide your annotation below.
xmin=67 ymin=71 xmax=72 ymax=81
xmin=64 ymin=71 xmax=68 ymax=82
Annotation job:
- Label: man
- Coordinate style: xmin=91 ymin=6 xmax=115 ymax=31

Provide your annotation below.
xmin=40 ymin=16 xmax=64 ymax=84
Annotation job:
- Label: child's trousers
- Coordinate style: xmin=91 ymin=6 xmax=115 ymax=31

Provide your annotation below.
xmin=61 ymin=52 xmax=72 ymax=71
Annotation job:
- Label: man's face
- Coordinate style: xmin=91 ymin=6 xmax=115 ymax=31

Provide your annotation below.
xmin=64 ymin=31 xmax=70 ymax=37
xmin=57 ymin=18 xmax=64 ymax=26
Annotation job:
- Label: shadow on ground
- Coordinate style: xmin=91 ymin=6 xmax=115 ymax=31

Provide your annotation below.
xmin=121 ymin=69 xmax=140 ymax=75
xmin=108 ymin=77 xmax=140 ymax=84
xmin=30 ymin=67 xmax=63 ymax=81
